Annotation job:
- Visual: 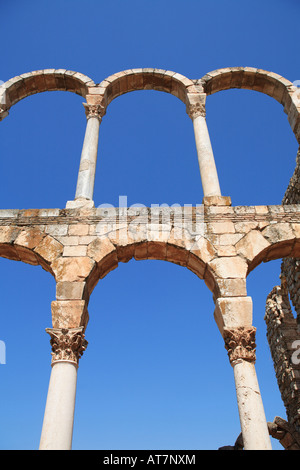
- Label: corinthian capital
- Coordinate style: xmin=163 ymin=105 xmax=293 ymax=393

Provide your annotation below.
xmin=83 ymin=103 xmax=106 ymax=121
xmin=46 ymin=327 xmax=88 ymax=366
xmin=186 ymin=102 xmax=206 ymax=120
xmin=223 ymin=327 xmax=257 ymax=365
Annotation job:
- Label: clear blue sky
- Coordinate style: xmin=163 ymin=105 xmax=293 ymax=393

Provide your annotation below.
xmin=0 ymin=0 xmax=299 ymax=450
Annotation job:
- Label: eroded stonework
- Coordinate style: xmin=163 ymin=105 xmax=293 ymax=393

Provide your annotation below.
xmin=1 ymin=66 xmax=300 ymax=450
xmin=46 ymin=327 xmax=88 ymax=366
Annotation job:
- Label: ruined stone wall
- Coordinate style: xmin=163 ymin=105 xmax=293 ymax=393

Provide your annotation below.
xmin=265 ymin=283 xmax=300 ymax=438
xmin=264 ymin=146 xmax=300 ymax=446
xmin=282 ymin=147 xmax=300 ymax=322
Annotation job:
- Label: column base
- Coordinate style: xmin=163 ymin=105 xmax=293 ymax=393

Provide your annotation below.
xmin=202 ymin=195 xmax=232 ymax=206
xmin=66 ymin=198 xmax=95 ymax=209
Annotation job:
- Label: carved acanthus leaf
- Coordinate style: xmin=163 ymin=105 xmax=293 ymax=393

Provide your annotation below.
xmin=46 ymin=327 xmax=88 ymax=365
xmin=223 ymin=327 xmax=257 ymax=365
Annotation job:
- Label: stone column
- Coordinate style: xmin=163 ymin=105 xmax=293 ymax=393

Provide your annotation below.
xmin=74 ymin=103 xmax=105 ymax=201
xmin=187 ymin=98 xmax=221 ymax=197
xmin=39 ymin=327 xmax=88 ymax=450
xmin=223 ymin=327 xmax=272 ymax=450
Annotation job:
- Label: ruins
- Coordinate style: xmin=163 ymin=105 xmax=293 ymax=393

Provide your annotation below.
xmin=0 ymin=67 xmax=299 ymax=450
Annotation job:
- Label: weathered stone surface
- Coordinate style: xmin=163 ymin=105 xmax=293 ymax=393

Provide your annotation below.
xmin=134 ymin=242 xmax=148 ymax=261
xmin=87 ymin=237 xmax=116 ymax=263
xmin=51 ymin=300 xmax=88 ymax=329
xmin=216 ymin=278 xmax=247 ymax=298
xmin=262 ymin=223 xmax=294 ymax=244
xmin=186 ymin=253 xmax=206 ymax=279
xmin=210 ymin=256 xmax=248 ymax=279
xmin=147 ymin=241 xmax=167 ymax=260
xmin=190 ymin=237 xmax=216 ymax=263
xmin=14 ymin=227 xmax=45 ymax=249
xmin=208 ymin=221 xmax=235 ymax=234
xmin=68 ymin=224 xmax=90 ymax=236
xmin=235 ymin=230 xmax=270 ymax=263
xmin=56 ymin=281 xmax=87 ymax=301
xmin=0 ymin=226 xmax=20 ymax=244
xmin=2 ymin=64 xmax=300 ymax=448
xmin=214 ymin=297 xmax=253 ymax=334
xmin=51 ymin=257 xmax=95 ymax=282
xmin=166 ymin=244 xmax=189 ymax=266
xmin=34 ymin=235 xmax=64 ymax=263
xmin=15 ymin=245 xmax=39 ymax=265
xmin=203 ymin=195 xmax=232 ymax=206
xmin=63 ymin=245 xmax=87 ymax=257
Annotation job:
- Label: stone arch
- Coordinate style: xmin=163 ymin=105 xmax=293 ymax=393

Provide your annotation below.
xmin=200 ymin=67 xmax=300 ymax=143
xmin=0 ymin=69 xmax=95 ymax=120
xmin=0 ymin=225 xmax=63 ymax=275
xmin=232 ymin=224 xmax=300 ymax=275
xmin=95 ymin=68 xmax=198 ymax=108
xmin=84 ymin=236 xmax=217 ymax=298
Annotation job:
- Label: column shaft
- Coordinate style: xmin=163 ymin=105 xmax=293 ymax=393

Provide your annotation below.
xmin=39 ymin=361 xmax=78 ymax=450
xmin=39 ymin=327 xmax=87 ymax=450
xmin=192 ymin=114 xmax=221 ymax=197
xmin=233 ymin=360 xmax=272 ymax=450
xmin=75 ymin=115 xmax=100 ymax=200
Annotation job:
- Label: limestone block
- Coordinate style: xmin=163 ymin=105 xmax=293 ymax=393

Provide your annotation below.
xmin=166 ymin=244 xmax=189 ymax=266
xmin=190 ymin=237 xmax=216 ymax=263
xmin=214 ymin=296 xmax=253 ymax=334
xmin=262 ymin=223 xmax=294 ymax=243
xmin=292 ymin=223 xmax=300 ymax=239
xmin=0 ymin=226 xmax=20 ymax=244
xmin=51 ymin=300 xmax=88 ymax=329
xmin=210 ymin=256 xmax=248 ymax=279
xmin=186 ymin=253 xmax=206 ymax=279
xmin=204 ymin=268 xmax=216 ymax=293
xmin=68 ymin=224 xmax=90 ymax=236
xmin=78 ymin=236 xmax=97 ymax=245
xmin=218 ymin=233 xmax=244 ymax=245
xmin=56 ymin=281 xmax=87 ymax=301
xmin=234 ymin=206 xmax=255 ymax=215
xmin=208 ymin=221 xmax=235 ymax=234
xmin=261 ymin=223 xmax=295 ymax=260
xmin=56 ymin=236 xmax=79 ymax=246
xmin=51 ymin=257 xmax=95 ymax=282
xmin=98 ymin=252 xmax=118 ymax=279
xmin=65 ymin=199 xmax=95 ymax=209
xmin=147 ymin=241 xmax=167 ymax=260
xmin=14 ymin=227 xmax=45 ymax=249
xmin=255 ymin=206 xmax=269 ymax=215
xmin=168 ymin=227 xmax=192 ymax=250
xmin=134 ymin=242 xmax=148 ymax=261
xmin=265 ymin=242 xmax=294 ymax=261
xmin=203 ymin=196 xmax=232 ymax=206
xmin=206 ymin=205 xmax=234 ymax=215
xmin=216 ymin=278 xmax=247 ymax=298
xmin=46 ymin=224 xmax=68 ymax=237
xmin=235 ymin=230 xmax=270 ymax=263
xmin=0 ymin=244 xmax=20 ymax=261
xmin=34 ymin=235 xmax=64 ymax=263
xmin=0 ymin=209 xmax=19 ymax=218
xmin=87 ymin=237 xmax=116 ymax=263
xmin=217 ymin=245 xmax=237 ymax=257
xmin=14 ymin=246 xmax=39 ymax=265
xmin=63 ymin=245 xmax=87 ymax=257
xmin=234 ymin=221 xmax=258 ymax=233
